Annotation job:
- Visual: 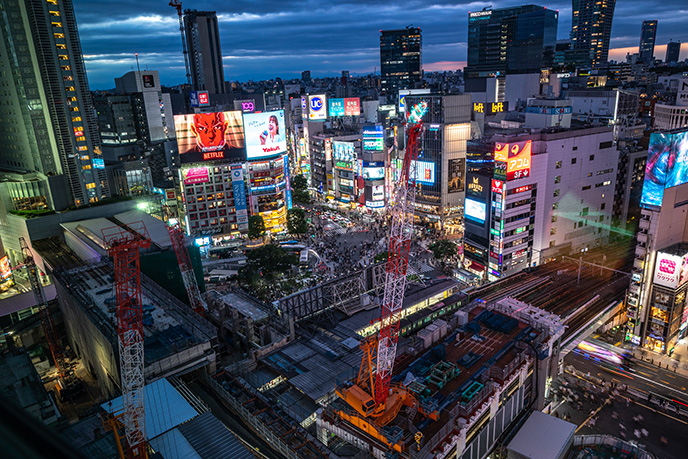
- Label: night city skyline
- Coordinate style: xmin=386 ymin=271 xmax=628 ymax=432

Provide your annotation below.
xmin=73 ymin=0 xmax=688 ymax=87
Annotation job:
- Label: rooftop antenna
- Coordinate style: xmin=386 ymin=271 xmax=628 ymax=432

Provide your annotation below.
xmin=135 ymin=52 xmax=141 ymax=74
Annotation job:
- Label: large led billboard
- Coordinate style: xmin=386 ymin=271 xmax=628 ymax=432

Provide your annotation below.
xmin=641 ymin=131 xmax=688 ymax=207
xmin=181 ymin=167 xmax=210 ymax=185
xmin=333 ymin=141 xmax=355 ymax=170
xmin=308 ymin=94 xmax=327 ymax=120
xmin=174 ymin=111 xmax=245 ymax=163
xmin=465 ymin=198 xmax=486 ymax=224
xmin=411 ymin=160 xmax=436 ymax=185
xmin=363 ymin=125 xmax=384 ymax=151
xmin=363 ymin=161 xmax=384 ymax=180
xmin=243 ymin=110 xmax=287 ymax=159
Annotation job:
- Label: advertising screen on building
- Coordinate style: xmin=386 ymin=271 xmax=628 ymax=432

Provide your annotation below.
xmin=492 ymin=179 xmax=504 ymax=194
xmin=0 ymin=256 xmax=11 ymax=279
xmin=333 ymin=141 xmax=355 ymax=170
xmin=243 ymin=110 xmax=287 ymax=159
xmin=653 ymin=252 xmax=684 ymax=289
xmin=231 ymin=165 xmax=249 ymax=230
xmin=308 ymin=94 xmax=327 ymax=120
xmin=329 ymin=99 xmax=345 ymax=117
xmin=363 ymin=161 xmax=385 ymax=181
xmin=301 ymin=96 xmax=308 ymax=120
xmin=465 ymin=198 xmax=486 ymax=224
xmin=344 ymin=98 xmax=360 ymax=116
xmin=363 ymin=125 xmax=384 ymax=151
xmin=506 ymin=140 xmax=532 ymax=181
xmin=412 ymin=160 xmax=436 ymax=185
xmin=448 ymin=159 xmax=465 ymax=193
xmin=372 ymin=184 xmax=385 ymax=201
xmin=641 ymin=131 xmax=688 ymax=207
xmin=174 ymin=111 xmax=245 ymax=163
xmin=181 ymin=167 xmax=210 ymax=185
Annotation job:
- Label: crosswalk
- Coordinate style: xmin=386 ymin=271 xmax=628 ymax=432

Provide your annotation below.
xmin=323 ymin=226 xmax=348 ymax=236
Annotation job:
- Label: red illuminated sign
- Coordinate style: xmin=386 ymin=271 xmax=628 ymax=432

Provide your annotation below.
xmin=344 ymin=98 xmax=360 ymax=116
xmin=506 ymin=140 xmax=531 ymax=181
xmin=513 ymin=185 xmax=532 ymax=194
xmin=491 ymin=179 xmax=503 ymax=194
xmin=198 ymin=92 xmax=209 ymax=105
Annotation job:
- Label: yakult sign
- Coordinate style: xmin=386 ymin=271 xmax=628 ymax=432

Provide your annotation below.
xmin=653 ymin=252 xmax=683 ymax=288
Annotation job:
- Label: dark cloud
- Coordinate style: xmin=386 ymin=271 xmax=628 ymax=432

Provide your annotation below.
xmin=72 ymin=0 xmax=688 ymax=89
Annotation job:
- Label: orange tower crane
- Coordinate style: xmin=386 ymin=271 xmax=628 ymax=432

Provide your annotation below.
xmin=101 ymin=222 xmax=151 ymax=459
xmin=336 ymin=101 xmax=432 ymax=451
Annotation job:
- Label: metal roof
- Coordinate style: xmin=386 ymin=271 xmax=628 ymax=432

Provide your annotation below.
xmin=102 ymin=378 xmax=198 ymax=439
xmin=507 ymin=410 xmax=576 ymax=459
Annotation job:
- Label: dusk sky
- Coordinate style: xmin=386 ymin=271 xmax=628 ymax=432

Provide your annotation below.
xmin=72 ymin=0 xmax=688 ymax=89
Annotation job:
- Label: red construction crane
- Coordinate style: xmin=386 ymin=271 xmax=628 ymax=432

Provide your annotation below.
xmin=162 ymin=206 xmax=205 ymax=316
xmin=336 ymin=101 xmax=431 ymax=450
xmin=101 ymin=222 xmax=151 ymax=459
xmin=19 ymin=237 xmax=82 ymax=400
xmin=169 ymin=0 xmax=192 ymax=86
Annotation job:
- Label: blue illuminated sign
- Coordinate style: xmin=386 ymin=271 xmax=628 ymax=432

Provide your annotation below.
xmin=310 ymin=96 xmax=323 ymax=111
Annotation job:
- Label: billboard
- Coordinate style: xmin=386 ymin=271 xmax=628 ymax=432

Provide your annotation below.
xmin=344 ymin=98 xmax=360 ymax=116
xmin=372 ymin=184 xmax=385 ymax=201
xmin=329 ymin=99 xmax=345 ymax=117
xmin=363 ymin=161 xmax=384 ymax=181
xmin=308 ymin=94 xmax=327 ymax=120
xmin=92 ymin=158 xmax=105 ymax=169
xmin=190 ymin=91 xmax=209 ymax=107
xmin=284 ymin=155 xmax=293 ymax=210
xmin=641 ymin=131 xmax=688 ymax=207
xmin=333 ymin=141 xmax=355 ymax=170
xmin=243 ymin=110 xmax=287 ymax=159
xmin=174 ymin=111 xmax=245 ymax=163
xmin=412 ymin=160 xmax=436 ymax=185
xmin=465 ymin=198 xmax=486 ymax=224
xmin=0 ymin=256 xmax=11 ymax=279
xmin=506 ymin=140 xmax=532 ymax=181
xmin=448 ymin=159 xmax=465 ymax=193
xmin=231 ymin=165 xmax=249 ymax=230
xmin=363 ymin=125 xmax=384 ymax=151
xmin=181 ymin=167 xmax=210 ymax=185
xmin=653 ymin=252 xmax=683 ymax=289
xmin=301 ymin=96 xmax=308 ymax=120
xmin=398 ymin=89 xmax=431 ymax=113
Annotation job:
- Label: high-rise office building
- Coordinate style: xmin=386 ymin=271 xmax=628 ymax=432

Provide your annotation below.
xmin=184 ymin=10 xmax=225 ymax=95
xmin=665 ymin=40 xmax=681 ymax=63
xmin=466 ymin=6 xmax=558 ymax=79
xmin=571 ymin=0 xmax=616 ymax=67
xmin=380 ymin=27 xmax=422 ymax=97
xmin=0 ymin=0 xmax=108 ymax=210
xmin=639 ymin=20 xmax=658 ymax=62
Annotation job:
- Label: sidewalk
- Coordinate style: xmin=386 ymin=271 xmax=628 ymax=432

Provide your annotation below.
xmin=621 ymin=342 xmax=688 ymax=378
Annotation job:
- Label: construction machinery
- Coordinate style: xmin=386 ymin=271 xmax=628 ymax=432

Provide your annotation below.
xmin=101 ymin=223 xmax=151 ymax=459
xmin=19 ymin=237 xmax=83 ymax=400
xmin=169 ymin=0 xmax=192 ymax=86
xmin=335 ymin=101 xmax=434 ymax=452
xmin=162 ymin=205 xmax=205 ymax=316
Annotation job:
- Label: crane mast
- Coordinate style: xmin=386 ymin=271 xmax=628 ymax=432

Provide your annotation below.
xmin=163 ymin=206 xmax=205 ymax=315
xmin=335 ymin=102 xmax=431 ymax=446
xmin=102 ymin=223 xmax=151 ymax=459
xmin=375 ymin=119 xmax=424 ymax=406
xmin=169 ymin=0 xmax=192 ymax=86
